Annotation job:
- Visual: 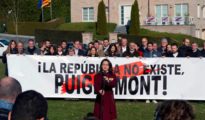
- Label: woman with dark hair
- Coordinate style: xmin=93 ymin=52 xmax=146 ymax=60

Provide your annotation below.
xmin=154 ymin=100 xmax=195 ymax=120
xmin=45 ymin=45 xmax=57 ymax=56
xmin=106 ymin=43 xmax=120 ymax=57
xmin=2 ymin=40 xmax=17 ymax=76
xmin=88 ymin=47 xmax=99 ymax=57
xmin=94 ymin=59 xmax=117 ymax=120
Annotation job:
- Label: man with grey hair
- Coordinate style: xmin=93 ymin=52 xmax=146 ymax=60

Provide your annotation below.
xmin=157 ymin=38 xmax=168 ymax=56
xmin=0 ymin=77 xmax=22 ymax=120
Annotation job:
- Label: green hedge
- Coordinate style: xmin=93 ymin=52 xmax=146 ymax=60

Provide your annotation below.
xmin=35 ymin=29 xmax=83 ymax=44
xmin=7 ymin=18 xmax=65 ymax=35
xmin=57 ymin=22 xmax=116 ymax=40
xmin=118 ymin=28 xmax=204 ymax=47
xmin=139 ymin=28 xmax=204 ymax=46
xmin=57 ymin=22 xmax=116 ymax=33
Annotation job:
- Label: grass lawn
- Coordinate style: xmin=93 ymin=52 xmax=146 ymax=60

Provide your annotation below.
xmin=0 ymin=62 xmax=205 ymax=120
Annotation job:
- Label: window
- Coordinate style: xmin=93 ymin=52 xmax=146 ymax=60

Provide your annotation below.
xmin=82 ymin=7 xmax=94 ymax=22
xmin=202 ymin=6 xmax=205 ymax=18
xmin=175 ymin=4 xmax=188 ymax=16
xmin=156 ymin=4 xmax=168 ymax=18
xmin=197 ymin=4 xmax=201 ymax=18
xmin=196 ymin=30 xmax=200 ymax=38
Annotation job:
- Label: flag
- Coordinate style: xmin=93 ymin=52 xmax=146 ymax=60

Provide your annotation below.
xmin=38 ymin=0 xmax=51 ymax=9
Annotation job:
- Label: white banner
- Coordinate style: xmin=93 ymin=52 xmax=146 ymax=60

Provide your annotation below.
xmin=7 ymin=55 xmax=205 ymax=100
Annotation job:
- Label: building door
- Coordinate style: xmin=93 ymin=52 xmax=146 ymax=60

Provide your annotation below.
xmin=120 ymin=5 xmax=131 ymax=25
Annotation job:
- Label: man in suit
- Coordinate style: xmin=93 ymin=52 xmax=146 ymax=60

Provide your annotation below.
xmin=189 ymin=42 xmax=201 ymax=57
xmin=157 ymin=38 xmax=168 ymax=56
xmin=139 ymin=37 xmax=148 ymax=53
xmin=119 ymin=37 xmax=129 ymax=55
xmin=73 ymin=40 xmax=85 ymax=56
xmin=166 ymin=43 xmax=183 ymax=57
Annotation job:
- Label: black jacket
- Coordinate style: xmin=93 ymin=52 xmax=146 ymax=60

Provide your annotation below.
xmin=166 ymin=52 xmax=183 ymax=57
xmin=75 ymin=49 xmax=85 ymax=56
xmin=0 ymin=108 xmax=9 ymax=120
xmin=178 ymin=45 xmax=192 ymax=57
xmin=25 ymin=47 xmax=40 ymax=55
xmin=200 ymin=49 xmax=205 ymax=57
xmin=189 ymin=49 xmax=201 ymax=57
xmin=122 ymin=50 xmax=140 ymax=57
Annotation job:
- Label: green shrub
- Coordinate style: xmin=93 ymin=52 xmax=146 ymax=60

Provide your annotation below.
xmin=129 ymin=0 xmax=140 ymax=35
xmin=96 ymin=0 xmax=107 ymax=35
xmin=7 ymin=18 xmax=65 ymax=35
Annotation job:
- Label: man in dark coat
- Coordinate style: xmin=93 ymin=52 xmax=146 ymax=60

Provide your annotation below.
xmin=139 ymin=37 xmax=148 ymax=53
xmin=178 ymin=38 xmax=192 ymax=57
xmin=189 ymin=43 xmax=201 ymax=57
xmin=201 ymin=42 xmax=205 ymax=57
xmin=25 ymin=39 xmax=40 ymax=55
xmin=73 ymin=40 xmax=85 ymax=56
xmin=166 ymin=43 xmax=183 ymax=57
xmin=157 ymin=38 xmax=168 ymax=56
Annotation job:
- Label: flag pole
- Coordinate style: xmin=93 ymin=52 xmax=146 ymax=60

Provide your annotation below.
xmin=41 ymin=7 xmax=44 ymax=22
xmin=50 ymin=0 xmax=53 ymax=20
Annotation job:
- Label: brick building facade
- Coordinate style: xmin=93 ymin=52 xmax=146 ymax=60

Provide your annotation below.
xmin=71 ymin=0 xmax=205 ymax=40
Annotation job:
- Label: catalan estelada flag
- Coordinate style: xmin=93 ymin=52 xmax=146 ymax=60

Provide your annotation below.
xmin=38 ymin=0 xmax=51 ymax=8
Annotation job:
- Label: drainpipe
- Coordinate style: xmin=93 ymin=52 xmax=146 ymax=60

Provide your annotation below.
xmin=148 ymin=0 xmax=150 ymax=17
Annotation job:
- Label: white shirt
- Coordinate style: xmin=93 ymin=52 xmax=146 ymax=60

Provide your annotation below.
xmin=173 ymin=52 xmax=178 ymax=57
xmin=122 ymin=46 xmax=127 ymax=53
xmin=74 ymin=49 xmax=79 ymax=56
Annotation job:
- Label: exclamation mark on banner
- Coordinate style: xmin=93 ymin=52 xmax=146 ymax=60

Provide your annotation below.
xmin=163 ymin=76 xmax=167 ymax=95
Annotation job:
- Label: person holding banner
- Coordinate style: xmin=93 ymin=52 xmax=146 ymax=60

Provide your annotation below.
xmin=94 ymin=59 xmax=117 ymax=120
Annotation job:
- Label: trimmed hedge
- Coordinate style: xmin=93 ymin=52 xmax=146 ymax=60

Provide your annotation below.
xmin=57 ymin=22 xmax=116 ymax=40
xmin=7 ymin=18 xmax=65 ymax=35
xmin=119 ymin=28 xmax=205 ymax=47
xmin=35 ymin=29 xmax=83 ymax=44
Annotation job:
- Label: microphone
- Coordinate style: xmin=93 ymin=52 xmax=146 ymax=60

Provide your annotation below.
xmin=101 ymin=71 xmax=106 ymax=90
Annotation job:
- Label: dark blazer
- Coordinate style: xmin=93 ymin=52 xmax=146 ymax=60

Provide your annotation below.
xmin=139 ymin=46 xmax=147 ymax=53
xmin=178 ymin=45 xmax=192 ymax=57
xmin=166 ymin=52 xmax=183 ymax=57
xmin=0 ymin=108 xmax=9 ymax=120
xmin=77 ymin=49 xmax=85 ymax=56
xmin=201 ymin=49 xmax=205 ymax=57
xmin=189 ymin=49 xmax=201 ymax=57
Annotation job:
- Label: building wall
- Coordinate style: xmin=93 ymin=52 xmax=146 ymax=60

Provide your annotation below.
xmin=71 ymin=0 xmax=205 ymax=40
xmin=71 ymin=0 xmax=147 ymax=25
xmin=149 ymin=0 xmax=205 ymax=39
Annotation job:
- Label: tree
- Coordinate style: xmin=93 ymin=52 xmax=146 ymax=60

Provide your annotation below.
xmin=1 ymin=0 xmax=20 ymax=39
xmin=96 ymin=0 xmax=107 ymax=35
xmin=129 ymin=0 xmax=140 ymax=35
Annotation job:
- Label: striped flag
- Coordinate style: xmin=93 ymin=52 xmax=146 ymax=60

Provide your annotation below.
xmin=38 ymin=0 xmax=51 ymax=8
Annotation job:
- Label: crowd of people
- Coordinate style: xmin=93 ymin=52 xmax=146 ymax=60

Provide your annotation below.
xmin=2 ymin=37 xmax=205 ymax=58
xmin=0 ymin=77 xmax=196 ymax=120
xmin=2 ymin=37 xmax=205 ymax=75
